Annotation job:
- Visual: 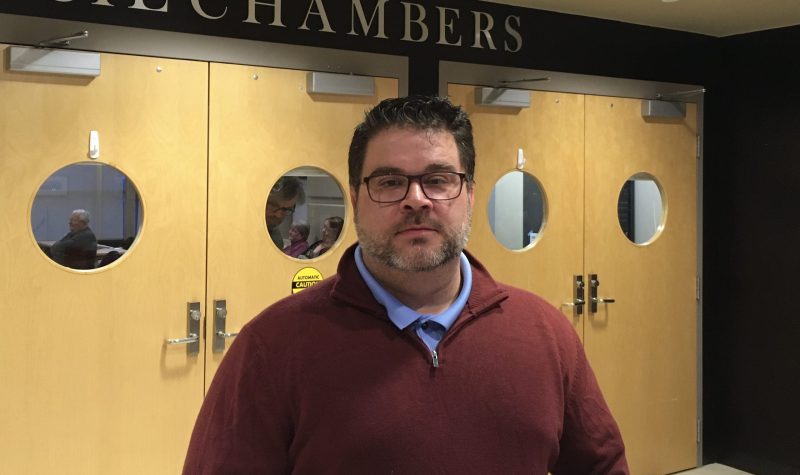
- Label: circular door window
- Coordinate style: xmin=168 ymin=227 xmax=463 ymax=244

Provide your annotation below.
xmin=32 ymin=162 xmax=143 ymax=270
xmin=617 ymin=172 xmax=665 ymax=245
xmin=488 ymin=170 xmax=547 ymax=250
xmin=266 ymin=167 xmax=346 ymax=259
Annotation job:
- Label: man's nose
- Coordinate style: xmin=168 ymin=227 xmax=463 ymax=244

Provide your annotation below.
xmin=403 ymin=179 xmax=432 ymax=208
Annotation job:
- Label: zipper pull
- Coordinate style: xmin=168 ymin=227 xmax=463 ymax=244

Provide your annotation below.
xmin=431 ymin=350 xmax=439 ymax=368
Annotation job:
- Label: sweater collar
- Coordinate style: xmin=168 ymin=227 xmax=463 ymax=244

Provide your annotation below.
xmin=330 ymin=244 xmax=507 ymax=321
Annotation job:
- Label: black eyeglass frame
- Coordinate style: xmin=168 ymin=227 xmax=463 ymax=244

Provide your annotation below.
xmin=267 ymin=203 xmax=296 ymax=214
xmin=361 ymin=171 xmax=468 ymax=204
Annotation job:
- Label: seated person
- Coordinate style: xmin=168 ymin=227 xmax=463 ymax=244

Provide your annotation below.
xmin=300 ymin=216 xmax=343 ymax=259
xmin=50 ymin=209 xmax=98 ymax=269
xmin=283 ymin=222 xmax=310 ymax=258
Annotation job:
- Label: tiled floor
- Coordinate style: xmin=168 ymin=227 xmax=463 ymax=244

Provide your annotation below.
xmin=676 ymin=464 xmax=753 ymax=474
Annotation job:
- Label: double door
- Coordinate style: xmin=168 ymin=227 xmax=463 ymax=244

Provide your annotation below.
xmin=449 ymin=84 xmax=698 ymax=475
xmin=0 ymin=48 xmax=396 ymax=473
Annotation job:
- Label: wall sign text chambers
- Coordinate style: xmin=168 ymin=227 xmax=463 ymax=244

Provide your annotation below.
xmin=53 ymin=0 xmax=524 ymax=52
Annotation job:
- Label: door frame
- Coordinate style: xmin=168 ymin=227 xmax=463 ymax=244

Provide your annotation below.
xmin=439 ymin=60 xmax=705 ymax=465
xmin=0 ymin=13 xmax=408 ymax=97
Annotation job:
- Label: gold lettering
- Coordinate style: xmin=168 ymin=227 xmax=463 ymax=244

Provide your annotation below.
xmin=401 ymin=2 xmax=428 ymax=42
xmin=129 ymin=0 xmax=168 ymax=12
xmin=54 ymin=0 xmax=113 ymax=4
xmin=244 ymin=0 xmax=285 ymax=27
xmin=504 ymin=15 xmax=522 ymax=52
xmin=191 ymin=0 xmax=227 ymax=20
xmin=436 ymin=6 xmax=461 ymax=46
xmin=299 ymin=0 xmax=335 ymax=33
xmin=349 ymin=0 xmax=388 ymax=39
xmin=472 ymin=11 xmax=496 ymax=50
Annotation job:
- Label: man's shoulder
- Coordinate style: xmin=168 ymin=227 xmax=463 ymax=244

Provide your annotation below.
xmin=243 ymin=275 xmax=341 ymax=333
xmin=491 ymin=282 xmax=578 ymax=334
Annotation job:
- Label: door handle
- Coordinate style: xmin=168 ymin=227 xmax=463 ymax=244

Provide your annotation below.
xmin=213 ymin=300 xmax=239 ymax=353
xmin=165 ymin=302 xmax=201 ymax=356
xmin=166 ymin=334 xmax=199 ymax=345
xmin=562 ymin=275 xmax=585 ymax=316
xmin=589 ymin=274 xmax=615 ymax=313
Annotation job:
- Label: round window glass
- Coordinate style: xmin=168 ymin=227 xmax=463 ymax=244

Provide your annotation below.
xmin=266 ymin=167 xmax=346 ymax=259
xmin=617 ymin=172 xmax=665 ymax=245
xmin=488 ymin=170 xmax=546 ymax=250
xmin=32 ymin=162 xmax=143 ymax=270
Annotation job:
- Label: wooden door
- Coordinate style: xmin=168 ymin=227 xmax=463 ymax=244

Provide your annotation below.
xmin=0 ymin=49 xmax=208 ymax=474
xmin=448 ymin=84 xmax=586 ymax=335
xmin=205 ymin=63 xmax=398 ymax=381
xmin=584 ymin=95 xmax=698 ymax=474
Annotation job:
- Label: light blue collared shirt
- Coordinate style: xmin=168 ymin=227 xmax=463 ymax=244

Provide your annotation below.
xmin=354 ymin=245 xmax=472 ymax=353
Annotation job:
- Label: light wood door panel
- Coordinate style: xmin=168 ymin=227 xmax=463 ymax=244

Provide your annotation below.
xmin=0 ymin=49 xmax=208 ymax=473
xmin=584 ymin=95 xmax=698 ymax=475
xmin=206 ymin=63 xmax=398 ymax=383
xmin=448 ymin=84 xmax=585 ymax=335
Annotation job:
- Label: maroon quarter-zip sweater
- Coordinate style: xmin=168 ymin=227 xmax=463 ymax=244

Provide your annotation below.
xmin=184 ymin=245 xmax=628 ymax=474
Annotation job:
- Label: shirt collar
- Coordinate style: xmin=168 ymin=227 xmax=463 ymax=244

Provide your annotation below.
xmin=354 ymin=245 xmax=472 ymax=332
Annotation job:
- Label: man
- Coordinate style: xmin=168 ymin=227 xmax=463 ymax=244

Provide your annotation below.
xmin=266 ymin=176 xmax=305 ymax=249
xmin=50 ymin=209 xmax=97 ymax=270
xmin=184 ymin=96 xmax=628 ymax=474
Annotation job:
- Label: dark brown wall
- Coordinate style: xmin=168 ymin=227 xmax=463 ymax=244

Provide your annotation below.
xmin=703 ymin=25 xmax=800 ymax=475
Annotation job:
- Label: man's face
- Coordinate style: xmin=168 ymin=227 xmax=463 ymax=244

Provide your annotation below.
xmin=68 ymin=214 xmax=87 ymax=232
xmin=265 ymin=197 xmax=296 ymax=229
xmin=351 ymin=127 xmax=474 ymax=272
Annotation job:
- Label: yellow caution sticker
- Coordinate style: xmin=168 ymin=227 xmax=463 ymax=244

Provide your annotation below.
xmin=292 ymin=267 xmax=323 ymax=294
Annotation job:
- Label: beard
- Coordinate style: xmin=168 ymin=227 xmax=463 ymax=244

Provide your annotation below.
xmin=355 ymin=207 xmax=472 ymax=272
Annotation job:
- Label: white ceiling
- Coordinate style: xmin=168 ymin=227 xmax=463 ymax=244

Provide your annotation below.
xmin=488 ymin=0 xmax=800 ymax=37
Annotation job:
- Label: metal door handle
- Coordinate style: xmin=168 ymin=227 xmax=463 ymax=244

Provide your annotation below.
xmin=164 ymin=302 xmax=201 ymax=356
xmin=563 ymin=298 xmax=585 ymax=307
xmin=564 ymin=275 xmax=585 ymax=316
xmin=213 ymin=300 xmax=239 ymax=353
xmin=589 ymin=274 xmax=615 ymax=313
xmin=166 ymin=333 xmax=199 ymax=345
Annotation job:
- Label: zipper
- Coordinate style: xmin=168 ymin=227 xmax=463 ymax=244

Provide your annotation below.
xmin=431 ymin=350 xmax=439 ymax=368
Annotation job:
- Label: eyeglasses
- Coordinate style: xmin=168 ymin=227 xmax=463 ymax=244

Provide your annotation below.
xmin=268 ymin=203 xmax=295 ymax=215
xmin=362 ymin=172 xmax=467 ymax=203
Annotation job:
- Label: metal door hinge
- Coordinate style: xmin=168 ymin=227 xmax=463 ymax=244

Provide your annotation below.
xmin=696 ymin=276 xmax=701 ymax=301
xmin=696 ymin=135 xmax=702 ymax=160
xmin=697 ymin=418 xmax=702 ymax=443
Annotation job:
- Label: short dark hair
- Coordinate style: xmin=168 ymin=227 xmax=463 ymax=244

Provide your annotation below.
xmin=348 ymin=95 xmax=475 ymax=189
xmin=270 ymin=176 xmax=305 ymax=205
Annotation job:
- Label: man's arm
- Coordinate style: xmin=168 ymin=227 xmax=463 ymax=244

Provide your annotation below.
xmin=552 ymin=336 xmax=629 ymax=475
xmin=183 ymin=330 xmax=293 ymax=474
